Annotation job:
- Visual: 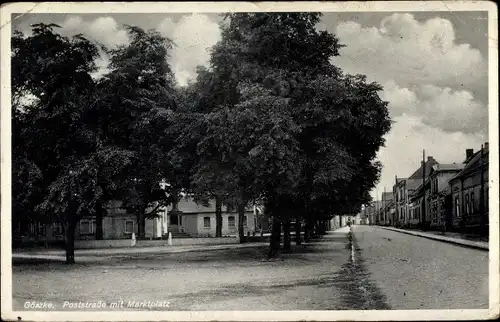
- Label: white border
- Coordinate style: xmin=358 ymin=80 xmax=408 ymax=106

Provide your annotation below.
xmin=1 ymin=2 xmax=498 ymax=321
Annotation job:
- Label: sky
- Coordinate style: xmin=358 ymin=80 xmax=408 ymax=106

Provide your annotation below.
xmin=12 ymin=11 xmax=489 ymax=200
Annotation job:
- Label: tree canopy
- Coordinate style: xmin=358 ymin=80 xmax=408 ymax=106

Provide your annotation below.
xmin=12 ymin=14 xmax=391 ymax=261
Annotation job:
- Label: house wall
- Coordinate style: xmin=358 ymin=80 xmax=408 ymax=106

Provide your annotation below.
xmin=76 ymin=215 xmax=161 ymax=240
xmin=182 ymin=214 xmax=199 ymax=235
xmin=462 ymin=169 xmax=488 ymax=227
xmin=329 ymin=215 xmax=341 ymax=229
xmin=450 ymin=173 xmax=484 ymax=229
xmin=183 ymin=212 xmax=256 ymax=237
xmin=437 ymin=172 xmax=458 ymax=190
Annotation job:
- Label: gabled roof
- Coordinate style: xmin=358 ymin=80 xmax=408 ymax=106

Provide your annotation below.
xmin=450 ymin=145 xmax=489 ymax=182
xmin=409 ymin=157 xmax=439 ymax=179
xmin=432 ymin=163 xmax=465 ymax=172
xmin=406 ymin=178 xmax=423 ymax=191
xmin=167 ymin=197 xmax=253 ymax=213
xmin=393 ymin=178 xmax=407 ymax=189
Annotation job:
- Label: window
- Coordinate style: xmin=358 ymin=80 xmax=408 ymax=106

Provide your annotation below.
xmin=125 ymin=220 xmax=135 ymax=234
xmin=465 ymin=195 xmax=470 ymax=216
xmin=53 ymin=222 xmax=63 ymax=236
xmin=455 ymin=197 xmax=460 ymax=217
xmin=243 ymin=216 xmax=247 ymax=227
xmin=29 ymin=223 xmax=36 ymax=235
xmin=470 ymin=192 xmax=475 ymax=213
xmin=203 ymin=217 xmax=211 ymax=228
xmin=37 ymin=222 xmax=45 ymax=236
xmin=228 ymin=216 xmax=235 ymax=228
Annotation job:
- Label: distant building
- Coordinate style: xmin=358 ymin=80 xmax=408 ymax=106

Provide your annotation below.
xmin=364 ymin=200 xmax=382 ymax=225
xmin=408 ymin=179 xmax=430 ymax=228
xmin=395 ymin=156 xmax=439 ymax=228
xmin=380 ymin=192 xmax=395 ymax=226
xmin=394 ymin=178 xmax=422 ymax=227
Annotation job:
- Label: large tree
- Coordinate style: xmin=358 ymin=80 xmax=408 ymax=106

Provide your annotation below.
xmin=97 ymin=25 xmax=178 ymax=239
xmin=193 ymin=13 xmax=391 ymax=255
xmin=12 ymin=23 xmax=102 ymax=263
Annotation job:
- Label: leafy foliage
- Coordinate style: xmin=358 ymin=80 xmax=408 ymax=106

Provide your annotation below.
xmin=12 ymin=15 xmax=391 ymax=259
xmin=97 ymin=25 xmax=178 ymax=237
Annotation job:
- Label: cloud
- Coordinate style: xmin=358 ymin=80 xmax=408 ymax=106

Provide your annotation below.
xmin=62 ymin=15 xmax=130 ymax=48
xmin=381 ymin=81 xmax=488 ymax=134
xmin=333 ymin=13 xmax=487 ymax=101
xmin=374 ymin=113 xmax=487 ymax=197
xmin=57 ymin=14 xmax=223 ymax=85
xmin=157 ymin=14 xmax=221 ymax=86
xmin=333 ymin=13 xmax=489 ymax=199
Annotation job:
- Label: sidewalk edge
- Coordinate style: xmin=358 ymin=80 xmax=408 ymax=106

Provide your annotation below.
xmin=379 ymin=226 xmax=489 ymax=251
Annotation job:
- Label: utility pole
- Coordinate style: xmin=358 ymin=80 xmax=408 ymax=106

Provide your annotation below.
xmin=376 ymin=188 xmax=379 ymax=225
xmin=383 ymin=186 xmax=387 ymax=225
xmin=422 ymin=149 xmax=426 ymax=229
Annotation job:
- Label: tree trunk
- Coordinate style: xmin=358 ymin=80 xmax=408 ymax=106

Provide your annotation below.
xmin=215 ymin=196 xmax=222 ymax=237
xmin=268 ymin=216 xmax=281 ymax=258
xmin=138 ymin=209 xmax=146 ymax=240
xmin=237 ymin=203 xmax=246 ymax=243
xmin=319 ymin=220 xmax=326 ymax=235
xmin=283 ymin=218 xmax=291 ymax=251
xmin=295 ymin=215 xmax=302 ymax=245
xmin=304 ymin=219 xmax=311 ymax=242
xmin=95 ymin=201 xmax=104 ymax=240
xmin=65 ymin=221 xmax=77 ymax=264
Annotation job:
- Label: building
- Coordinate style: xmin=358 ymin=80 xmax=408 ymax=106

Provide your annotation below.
xmin=165 ymin=197 xmax=256 ymax=237
xmin=394 ymin=156 xmax=439 ymax=228
xmin=363 ymin=201 xmax=382 ymax=225
xmin=393 ymin=177 xmax=406 ymax=227
xmin=360 ymin=205 xmax=369 ymax=224
xmin=427 ymin=163 xmax=465 ymax=230
xmin=328 ymin=213 xmax=361 ymax=230
xmin=408 ymin=179 xmax=430 ymax=228
xmin=13 ymin=199 xmax=165 ymax=246
xmin=14 ymin=196 xmax=257 ymax=247
xmin=449 ymin=144 xmax=489 ymax=234
xmin=394 ymin=178 xmax=422 ymax=227
xmin=379 ymin=192 xmax=395 ymax=226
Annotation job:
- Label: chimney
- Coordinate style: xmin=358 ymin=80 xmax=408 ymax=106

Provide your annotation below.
xmin=466 ymin=149 xmax=474 ymax=160
xmin=484 ymin=142 xmax=489 ymax=150
xmin=427 ymin=156 xmax=434 ymax=162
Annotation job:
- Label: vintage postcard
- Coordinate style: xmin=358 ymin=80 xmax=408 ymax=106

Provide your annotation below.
xmin=1 ymin=1 xmax=498 ymax=321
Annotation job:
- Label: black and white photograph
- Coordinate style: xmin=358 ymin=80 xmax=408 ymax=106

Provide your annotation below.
xmin=1 ymin=2 xmax=498 ymax=321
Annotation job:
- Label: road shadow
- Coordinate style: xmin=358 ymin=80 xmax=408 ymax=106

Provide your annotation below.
xmin=332 ymin=232 xmax=391 ymax=310
xmin=12 ymin=234 xmax=348 ymax=270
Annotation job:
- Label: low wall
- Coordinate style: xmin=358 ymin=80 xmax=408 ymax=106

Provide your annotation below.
xmin=74 ymin=237 xmax=238 ymax=249
xmin=172 ymin=237 xmax=237 ymax=246
xmin=75 ymin=239 xmax=132 ymax=249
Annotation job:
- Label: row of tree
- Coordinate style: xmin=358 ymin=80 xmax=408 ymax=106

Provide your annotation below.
xmin=12 ymin=13 xmax=391 ymax=263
